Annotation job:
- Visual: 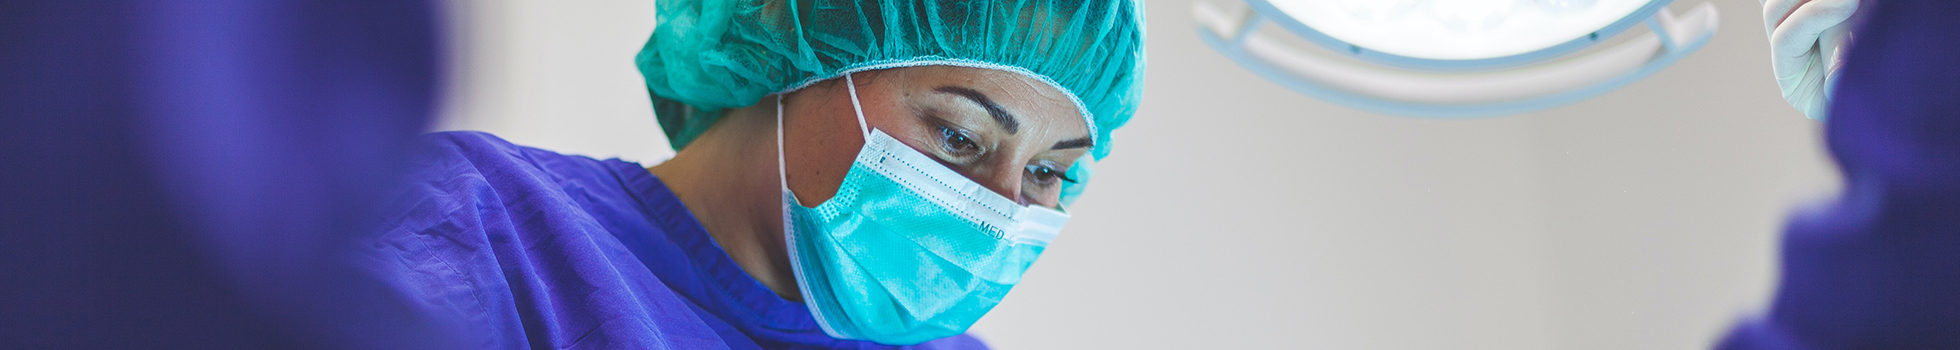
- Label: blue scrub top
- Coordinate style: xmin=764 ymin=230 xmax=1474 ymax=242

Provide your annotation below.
xmin=360 ymin=131 xmax=989 ymax=349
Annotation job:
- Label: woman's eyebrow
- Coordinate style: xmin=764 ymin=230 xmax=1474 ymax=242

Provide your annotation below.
xmin=933 ymin=86 xmax=1019 ymax=134
xmin=1052 ymin=136 xmax=1093 ymax=150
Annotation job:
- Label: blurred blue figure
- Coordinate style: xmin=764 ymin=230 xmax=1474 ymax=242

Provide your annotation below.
xmin=0 ymin=1 xmax=459 ymax=348
xmin=1720 ymin=0 xmax=1960 ymax=348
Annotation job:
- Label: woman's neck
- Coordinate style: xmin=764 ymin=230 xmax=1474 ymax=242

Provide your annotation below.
xmin=647 ymin=99 xmax=802 ymax=301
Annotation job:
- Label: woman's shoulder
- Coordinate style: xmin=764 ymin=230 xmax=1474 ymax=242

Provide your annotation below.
xmin=407 ymin=130 xmax=547 ymax=167
xmin=378 ymin=131 xmax=623 ymax=228
xmin=363 ymin=132 xmax=732 ymax=349
xmin=400 ymin=130 xmax=612 ymax=186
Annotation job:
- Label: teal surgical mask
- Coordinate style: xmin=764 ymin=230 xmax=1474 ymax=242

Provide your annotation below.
xmin=774 ymin=73 xmax=1069 ymax=345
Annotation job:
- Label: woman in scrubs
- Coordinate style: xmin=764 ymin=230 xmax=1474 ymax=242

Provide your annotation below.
xmin=361 ymin=0 xmax=1144 ymax=348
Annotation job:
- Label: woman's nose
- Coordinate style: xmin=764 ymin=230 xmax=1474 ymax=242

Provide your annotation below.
xmin=967 ymin=165 xmax=1026 ymax=206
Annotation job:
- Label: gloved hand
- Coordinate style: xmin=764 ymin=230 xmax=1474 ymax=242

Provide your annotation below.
xmin=1763 ymin=0 xmax=1859 ymax=120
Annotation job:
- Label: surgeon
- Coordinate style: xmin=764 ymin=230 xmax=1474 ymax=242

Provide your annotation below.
xmin=359 ymin=0 xmax=1143 ymax=348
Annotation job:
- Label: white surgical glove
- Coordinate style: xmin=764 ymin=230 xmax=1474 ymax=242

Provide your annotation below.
xmin=1763 ymin=0 xmax=1859 ymax=120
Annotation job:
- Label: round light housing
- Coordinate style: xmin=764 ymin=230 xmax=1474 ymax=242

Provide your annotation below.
xmin=1195 ymin=0 xmax=1720 ymax=117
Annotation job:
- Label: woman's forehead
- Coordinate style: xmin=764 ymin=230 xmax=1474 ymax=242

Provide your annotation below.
xmin=896 ymin=66 xmax=1088 ymax=132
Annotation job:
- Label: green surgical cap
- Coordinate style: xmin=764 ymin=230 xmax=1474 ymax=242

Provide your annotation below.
xmin=636 ymin=0 xmax=1146 ymax=157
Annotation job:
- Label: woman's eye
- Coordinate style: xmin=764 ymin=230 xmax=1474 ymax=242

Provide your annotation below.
xmin=1024 ymin=164 xmax=1077 ymax=185
xmin=938 ymin=125 xmax=980 ymax=154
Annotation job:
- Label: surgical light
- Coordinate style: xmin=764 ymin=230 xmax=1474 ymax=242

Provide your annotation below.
xmin=1195 ymin=0 xmax=1720 ymax=117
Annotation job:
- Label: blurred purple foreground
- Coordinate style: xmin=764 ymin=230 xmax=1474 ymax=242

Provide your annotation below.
xmin=1 ymin=1 xmax=456 ymax=348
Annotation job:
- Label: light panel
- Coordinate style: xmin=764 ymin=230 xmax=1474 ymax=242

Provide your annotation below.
xmin=1259 ymin=0 xmax=1660 ymax=64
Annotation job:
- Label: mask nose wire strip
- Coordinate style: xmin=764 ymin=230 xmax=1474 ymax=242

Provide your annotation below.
xmin=843 ymin=73 xmax=872 ymax=140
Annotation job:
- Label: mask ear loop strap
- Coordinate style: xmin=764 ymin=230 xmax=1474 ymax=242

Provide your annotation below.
xmin=782 ymin=73 xmax=869 ymax=203
xmin=776 ymin=94 xmax=791 ymax=193
xmin=843 ymin=72 xmax=871 ymax=140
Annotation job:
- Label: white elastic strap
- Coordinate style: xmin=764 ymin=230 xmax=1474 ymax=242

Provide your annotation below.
xmin=843 ymin=73 xmax=872 ymax=140
xmin=776 ymin=95 xmax=790 ymax=190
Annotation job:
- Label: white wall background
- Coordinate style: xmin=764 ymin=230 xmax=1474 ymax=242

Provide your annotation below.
xmin=434 ymin=1 xmax=1839 ymax=349
xmin=436 ymin=0 xmax=672 ymax=163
